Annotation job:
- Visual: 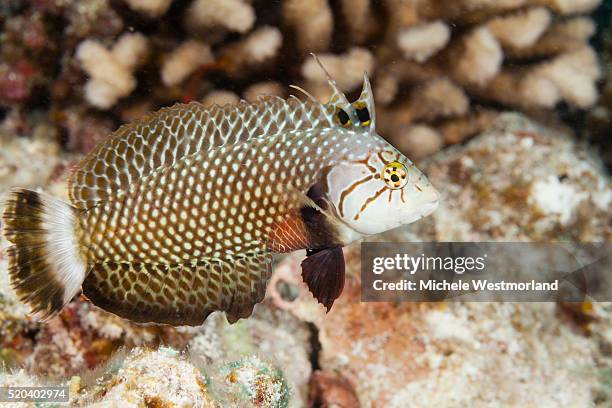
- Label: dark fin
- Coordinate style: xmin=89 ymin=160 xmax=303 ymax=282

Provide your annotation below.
xmin=301 ymin=246 xmax=345 ymax=312
xmin=81 ymin=251 xmax=272 ymax=326
xmin=2 ymin=189 xmax=88 ymax=319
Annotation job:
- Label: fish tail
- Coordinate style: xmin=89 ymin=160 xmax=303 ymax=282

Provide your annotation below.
xmin=2 ymin=189 xmax=88 ymax=319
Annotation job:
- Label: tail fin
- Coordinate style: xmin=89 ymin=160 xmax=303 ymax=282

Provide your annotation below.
xmin=2 ymin=189 xmax=88 ymax=319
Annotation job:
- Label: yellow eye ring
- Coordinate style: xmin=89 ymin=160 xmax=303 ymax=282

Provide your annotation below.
xmin=382 ymin=161 xmax=408 ymax=190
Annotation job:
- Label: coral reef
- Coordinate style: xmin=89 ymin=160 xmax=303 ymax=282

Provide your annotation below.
xmin=77 ymin=347 xmax=216 ymax=407
xmin=0 ymin=0 xmax=604 ymax=159
xmin=414 ymin=113 xmax=610 ymax=242
xmin=0 ymin=112 xmax=609 ymax=407
xmin=76 ymin=33 xmax=150 ymax=109
xmin=266 ymin=114 xmax=611 ymax=406
xmin=161 ymin=40 xmax=213 ymax=87
xmin=0 ymin=1 xmax=609 ymax=407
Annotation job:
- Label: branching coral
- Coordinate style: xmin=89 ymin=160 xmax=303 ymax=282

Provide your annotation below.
xmin=0 ymin=0 xmax=604 ymax=158
xmin=76 ymin=32 xmax=149 ymax=109
xmin=186 ymin=0 xmax=255 ymax=34
xmin=487 ymin=7 xmax=552 ymax=49
xmin=367 ymin=0 xmax=602 ymax=151
xmin=123 ymin=0 xmax=173 ymax=18
xmin=244 ymin=81 xmax=285 ymax=102
xmin=221 ymin=26 xmax=283 ymax=77
xmin=301 ymin=48 xmax=375 ymax=93
xmin=398 ymin=21 xmax=451 ymax=63
xmin=161 ymin=40 xmax=214 ymax=87
xmin=283 ymin=0 xmax=334 ymax=53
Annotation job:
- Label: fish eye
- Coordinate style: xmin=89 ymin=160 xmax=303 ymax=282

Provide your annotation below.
xmin=382 ymin=161 xmax=408 ymax=190
xmin=353 ymin=102 xmax=370 ymax=126
xmin=335 ymin=107 xmax=351 ymax=127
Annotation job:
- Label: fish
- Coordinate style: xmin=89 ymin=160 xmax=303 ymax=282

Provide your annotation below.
xmin=2 ymin=55 xmax=440 ymax=326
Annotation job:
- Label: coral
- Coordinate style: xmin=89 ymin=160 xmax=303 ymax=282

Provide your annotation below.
xmin=388 ymin=124 xmax=444 ymax=159
xmin=76 ymin=32 xmax=149 ymax=109
xmin=283 ymin=0 xmax=333 ymax=53
xmin=124 ymin=0 xmax=173 ymax=18
xmin=265 ymin=115 xmax=611 ymax=406
xmin=0 ymin=0 xmax=604 ymax=160
xmin=243 ymin=82 xmax=285 ymax=102
xmin=0 ymin=2 xmax=609 ymax=407
xmin=188 ymin=306 xmax=313 ymax=407
xmin=221 ymin=26 xmax=283 ymax=76
xmin=339 ymin=0 xmax=375 ymax=44
xmin=74 ymin=347 xmax=291 ymax=407
xmin=411 ymin=113 xmax=611 ymax=241
xmin=201 ymin=90 xmax=240 ymax=107
xmin=161 ymin=40 xmax=214 ymax=87
xmin=453 ymin=27 xmax=504 ymax=86
xmin=301 ymin=48 xmax=375 ymax=93
xmin=487 ymin=7 xmax=552 ymax=49
xmin=397 ymin=21 xmax=451 ymax=63
xmin=0 ymin=61 xmax=40 ymax=105
xmin=482 ymin=46 xmax=601 ymax=109
xmin=84 ymin=347 xmax=217 ymax=407
xmin=220 ymin=356 xmax=289 ymax=408
xmin=63 ymin=0 xmax=124 ymax=39
xmin=0 ymin=129 xmax=60 ymax=191
xmin=308 ymin=370 xmax=360 ymax=408
xmin=186 ymin=0 xmax=255 ymax=34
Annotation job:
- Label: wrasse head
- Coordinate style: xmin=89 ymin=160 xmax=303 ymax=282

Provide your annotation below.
xmin=321 ymin=74 xmax=439 ymax=236
xmin=306 ymin=54 xmax=439 ymax=237
xmin=328 ymin=144 xmax=439 ymax=236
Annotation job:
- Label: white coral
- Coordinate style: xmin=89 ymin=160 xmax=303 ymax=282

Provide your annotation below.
xmin=528 ymin=175 xmax=588 ymax=224
xmin=76 ymin=33 xmax=149 ymax=109
xmin=454 ymin=27 xmax=503 ymax=86
xmin=241 ymin=26 xmax=283 ymax=64
xmin=160 ymin=40 xmax=214 ymax=87
xmin=487 ymin=7 xmax=552 ymax=49
xmin=123 ymin=0 xmax=172 ymax=18
xmin=301 ymin=48 xmax=375 ymax=92
xmin=537 ymin=0 xmax=602 ymax=15
xmin=201 ymin=90 xmax=240 ymax=107
xmin=244 ymin=81 xmax=285 ymax=102
xmin=398 ymin=21 xmax=451 ymax=62
xmin=283 ymin=0 xmax=333 ymax=53
xmin=533 ymin=47 xmax=601 ymax=108
xmin=186 ymin=0 xmax=255 ymax=33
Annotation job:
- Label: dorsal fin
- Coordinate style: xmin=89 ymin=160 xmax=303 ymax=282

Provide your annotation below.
xmin=309 ymin=53 xmax=352 ymax=111
xmin=352 ymin=73 xmax=376 ymax=131
xmin=68 ymin=96 xmax=338 ymax=210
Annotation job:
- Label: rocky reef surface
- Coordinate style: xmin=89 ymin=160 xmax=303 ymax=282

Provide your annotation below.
xmin=0 ymin=113 xmax=610 ymax=407
xmin=0 ymin=0 xmax=610 ymax=406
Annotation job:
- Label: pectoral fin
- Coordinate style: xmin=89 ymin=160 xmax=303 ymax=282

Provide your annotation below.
xmin=300 ymin=246 xmax=345 ymax=312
